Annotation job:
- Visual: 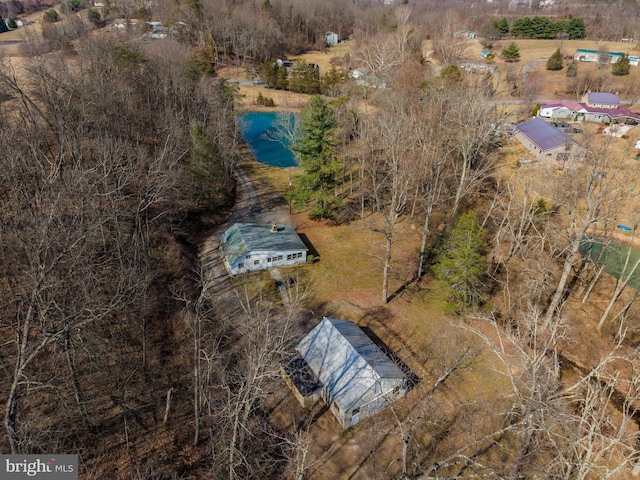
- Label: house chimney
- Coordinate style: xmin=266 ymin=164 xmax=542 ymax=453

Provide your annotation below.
xmin=271 ymin=222 xmax=278 ymax=233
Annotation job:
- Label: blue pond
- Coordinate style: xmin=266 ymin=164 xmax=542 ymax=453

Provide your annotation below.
xmin=238 ymin=112 xmax=298 ymax=168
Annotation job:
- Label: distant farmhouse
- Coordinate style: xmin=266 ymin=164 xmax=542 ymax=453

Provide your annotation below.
xmin=282 ymin=317 xmax=408 ymax=429
xmin=538 ymin=92 xmax=640 ymax=124
xmin=219 ymin=223 xmax=307 ymax=275
xmin=515 ymin=118 xmax=587 ymax=162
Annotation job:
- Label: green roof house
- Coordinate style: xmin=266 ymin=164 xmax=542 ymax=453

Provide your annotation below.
xmin=220 ymin=223 xmax=308 ymax=274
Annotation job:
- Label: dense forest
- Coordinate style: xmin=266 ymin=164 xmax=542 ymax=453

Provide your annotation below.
xmin=4 ymin=0 xmax=640 ymax=478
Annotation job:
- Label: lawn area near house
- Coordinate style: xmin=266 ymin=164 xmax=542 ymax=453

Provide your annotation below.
xmin=242 ymin=155 xmax=516 ymax=476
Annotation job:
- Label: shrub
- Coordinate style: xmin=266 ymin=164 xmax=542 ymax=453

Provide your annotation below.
xmin=256 ymin=92 xmax=275 ymax=107
xmin=43 ymin=9 xmax=60 ymax=23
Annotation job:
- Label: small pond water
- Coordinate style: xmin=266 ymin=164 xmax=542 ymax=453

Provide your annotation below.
xmin=580 ymin=239 xmax=640 ymax=289
xmin=237 ymin=112 xmax=298 ymax=168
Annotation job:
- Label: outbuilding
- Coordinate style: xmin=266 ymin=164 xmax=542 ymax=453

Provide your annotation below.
xmin=284 ymin=317 xmax=408 ymax=429
xmin=220 ymin=223 xmax=308 ymax=275
xmin=515 ymin=118 xmax=587 ymax=162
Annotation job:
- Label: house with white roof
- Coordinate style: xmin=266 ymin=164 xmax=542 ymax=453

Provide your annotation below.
xmin=283 ymin=317 xmax=408 ymax=429
xmin=515 ymin=118 xmax=587 ymax=162
xmin=219 ymin=223 xmax=308 ymax=274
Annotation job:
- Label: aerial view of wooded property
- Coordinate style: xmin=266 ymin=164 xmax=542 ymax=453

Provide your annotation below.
xmin=5 ymin=0 xmax=640 ymax=477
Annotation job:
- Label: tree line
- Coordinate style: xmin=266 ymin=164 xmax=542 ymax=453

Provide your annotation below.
xmin=492 ymin=16 xmax=586 ymax=39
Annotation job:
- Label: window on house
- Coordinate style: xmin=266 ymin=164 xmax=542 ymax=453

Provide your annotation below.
xmin=246 ymin=254 xmax=251 ymax=259
xmin=297 ymin=252 xmax=303 ymax=258
xmin=254 ymin=260 xmax=260 ymax=265
xmin=287 ymin=254 xmax=292 ymax=260
xmin=238 ymin=263 xmax=244 ymax=269
xmin=352 ymin=408 xmax=360 ymax=415
xmin=277 ymin=255 xmax=283 ymax=261
xmin=267 ymin=257 xmax=272 ymax=262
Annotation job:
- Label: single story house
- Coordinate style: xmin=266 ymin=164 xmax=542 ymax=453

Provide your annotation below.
xmin=538 ymin=95 xmax=640 ymax=124
xmin=538 ymin=101 xmax=582 ymax=119
xmin=454 ymin=29 xmax=477 ymax=39
xmin=326 ymin=31 xmax=339 ymax=46
xmin=219 ymin=223 xmax=308 ymax=275
xmin=575 ymin=49 xmax=625 ymax=64
xmin=515 ymin=118 xmax=587 ymax=162
xmin=284 ymin=317 xmax=408 ymax=429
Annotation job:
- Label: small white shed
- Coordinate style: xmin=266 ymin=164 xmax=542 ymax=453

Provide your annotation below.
xmin=325 ymin=31 xmax=339 ymax=46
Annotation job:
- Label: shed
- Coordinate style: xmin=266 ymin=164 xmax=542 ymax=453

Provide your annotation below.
xmin=480 ymin=49 xmax=491 ymax=59
xmin=326 ymin=31 xmax=339 ymax=46
xmin=286 ymin=317 xmax=408 ymax=429
xmin=515 ymin=118 xmax=586 ymax=162
xmin=220 ymin=223 xmax=308 ymax=275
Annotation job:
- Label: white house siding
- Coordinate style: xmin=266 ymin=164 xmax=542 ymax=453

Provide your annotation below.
xmin=228 ymin=249 xmax=306 ymax=274
xmin=539 ymin=107 xmax=557 ymax=118
xmin=584 ymin=113 xmax=611 ymax=123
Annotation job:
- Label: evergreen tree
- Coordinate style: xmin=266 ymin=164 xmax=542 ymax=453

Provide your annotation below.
xmin=440 ymin=64 xmax=462 ymax=83
xmin=501 ymin=42 xmax=521 ymax=62
xmin=189 ymin=124 xmax=228 ymax=205
xmin=288 ymin=96 xmax=343 ymax=219
xmin=259 ymin=60 xmax=277 ymax=88
xmin=612 ymin=53 xmax=631 ymax=76
xmin=288 ymin=61 xmax=320 ymax=94
xmin=0 ymin=17 xmax=9 ymax=33
xmin=321 ymin=67 xmax=349 ymax=96
xmin=567 ymin=17 xmax=586 ymax=39
xmin=511 ymin=17 xmax=533 ymax=38
xmin=555 ymin=19 xmax=569 ymax=37
xmin=546 ymin=48 xmax=564 ymax=71
xmin=566 ymin=60 xmax=577 ymax=77
xmin=492 ymin=17 xmax=509 ymax=36
xmin=432 ymin=212 xmax=487 ymax=311
xmin=275 ymin=64 xmax=288 ymax=90
xmin=6 ymin=18 xmax=16 ymax=29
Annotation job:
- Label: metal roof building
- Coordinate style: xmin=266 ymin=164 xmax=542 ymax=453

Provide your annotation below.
xmin=515 ymin=118 xmax=587 ymax=162
xmin=291 ymin=317 xmax=407 ymax=428
xmin=219 ymin=223 xmax=308 ymax=274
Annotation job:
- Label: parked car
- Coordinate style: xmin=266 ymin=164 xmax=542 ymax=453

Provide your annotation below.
xmin=553 ymin=121 xmax=569 ymax=128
